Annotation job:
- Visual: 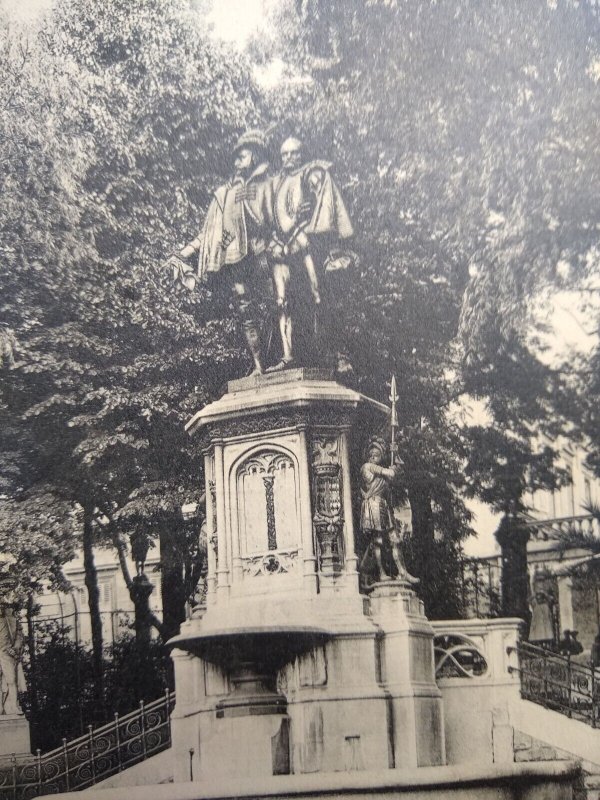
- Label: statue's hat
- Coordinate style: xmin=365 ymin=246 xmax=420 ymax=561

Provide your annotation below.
xmin=233 ymin=129 xmax=268 ymax=157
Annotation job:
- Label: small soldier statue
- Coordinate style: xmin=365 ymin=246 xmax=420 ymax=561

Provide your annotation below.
xmin=358 ymin=436 xmax=418 ymax=587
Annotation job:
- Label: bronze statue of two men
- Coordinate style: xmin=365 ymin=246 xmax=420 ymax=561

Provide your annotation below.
xmin=177 ymin=129 xmax=353 ymax=375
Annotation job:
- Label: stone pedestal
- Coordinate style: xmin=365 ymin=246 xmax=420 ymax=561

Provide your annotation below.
xmin=171 ymin=370 xmax=445 ymax=783
xmin=368 ymin=582 xmax=445 ymax=768
xmin=0 ymin=714 xmax=30 ymax=757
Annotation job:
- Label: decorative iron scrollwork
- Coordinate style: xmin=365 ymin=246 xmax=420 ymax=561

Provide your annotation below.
xmin=0 ymin=691 xmax=175 ymax=797
xmin=515 ymin=640 xmax=600 ymax=726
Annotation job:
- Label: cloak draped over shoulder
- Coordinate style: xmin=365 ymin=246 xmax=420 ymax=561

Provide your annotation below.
xmin=271 ymin=161 xmax=353 ymax=246
xmin=304 ymin=162 xmax=353 ymax=239
xmin=197 ymin=162 xmax=273 ymax=279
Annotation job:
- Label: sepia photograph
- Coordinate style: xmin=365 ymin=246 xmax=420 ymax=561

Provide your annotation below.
xmin=1 ymin=0 xmax=599 ymax=798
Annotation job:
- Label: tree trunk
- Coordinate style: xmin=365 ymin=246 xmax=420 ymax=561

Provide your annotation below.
xmin=25 ymin=594 xmax=39 ymax=721
xmin=111 ymin=530 xmax=166 ymax=639
xmin=408 ymin=484 xmax=437 ymax=616
xmin=496 ymin=514 xmax=531 ymax=627
xmin=159 ymin=525 xmax=187 ymax=641
xmin=112 ymin=530 xmax=133 ymax=591
xmin=82 ymin=504 xmax=104 ymax=709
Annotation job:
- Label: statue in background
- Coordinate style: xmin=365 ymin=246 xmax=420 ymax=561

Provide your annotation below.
xmin=358 ymin=436 xmax=418 ymax=588
xmin=0 ymin=601 xmax=25 ymax=716
xmin=176 ymin=129 xmax=273 ymax=375
xmin=529 ymin=570 xmax=556 ymax=649
xmin=266 ymin=136 xmax=353 ymax=372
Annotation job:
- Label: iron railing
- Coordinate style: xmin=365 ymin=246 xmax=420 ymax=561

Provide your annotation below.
xmin=0 ymin=690 xmax=175 ymax=799
xmin=510 ymin=641 xmax=600 ymax=727
xmin=458 ymin=557 xmax=502 ymax=619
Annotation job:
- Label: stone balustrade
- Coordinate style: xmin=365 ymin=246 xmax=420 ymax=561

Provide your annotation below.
xmin=431 ymin=617 xmax=523 ymax=684
xmin=430 ymin=618 xmax=524 ymax=766
xmin=523 ymin=514 xmax=600 ymax=542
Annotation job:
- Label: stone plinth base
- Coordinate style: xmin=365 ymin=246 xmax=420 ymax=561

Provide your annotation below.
xmin=368 ymin=585 xmax=445 ymax=769
xmin=49 ymin=761 xmax=579 ymax=800
xmin=0 ymin=714 xmax=31 ymax=757
xmin=176 ymin=376 xmax=443 ymax=783
xmin=171 ymin=584 xmax=445 ymax=782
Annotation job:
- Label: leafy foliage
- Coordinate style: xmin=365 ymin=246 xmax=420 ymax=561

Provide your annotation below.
xmin=2 ymin=0 xmax=598 ymax=629
xmin=0 ymin=491 xmax=77 ymax=602
xmin=20 ymin=621 xmax=172 ymax=753
xmin=258 ymin=0 xmax=597 ymax=611
xmin=0 ymin=0 xmax=258 ymax=629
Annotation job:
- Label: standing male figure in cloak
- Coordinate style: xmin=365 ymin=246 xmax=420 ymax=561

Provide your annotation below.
xmin=267 ymin=137 xmax=353 ymax=372
xmin=178 ymin=130 xmax=273 ymax=375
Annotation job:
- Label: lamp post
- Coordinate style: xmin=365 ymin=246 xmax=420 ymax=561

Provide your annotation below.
xmin=495 ymin=513 xmax=531 ymax=627
xmin=129 ymin=532 xmax=153 ymax=645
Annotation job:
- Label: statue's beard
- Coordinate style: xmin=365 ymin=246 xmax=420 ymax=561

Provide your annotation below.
xmin=282 ymin=160 xmax=301 ymax=174
xmin=234 ymin=164 xmax=253 ymax=180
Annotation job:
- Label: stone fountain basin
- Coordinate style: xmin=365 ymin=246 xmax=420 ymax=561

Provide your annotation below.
xmin=169 ymin=623 xmax=331 ymax=673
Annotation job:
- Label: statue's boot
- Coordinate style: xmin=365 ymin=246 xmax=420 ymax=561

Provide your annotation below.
xmin=267 ymin=299 xmax=294 ymax=372
xmin=391 ymin=545 xmax=419 ymax=585
xmin=265 ymin=357 xmax=295 ymax=373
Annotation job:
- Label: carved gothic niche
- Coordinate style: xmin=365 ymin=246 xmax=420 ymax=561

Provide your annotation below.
xmin=311 ymin=436 xmax=344 ymax=576
xmin=237 ymin=450 xmax=299 ymax=561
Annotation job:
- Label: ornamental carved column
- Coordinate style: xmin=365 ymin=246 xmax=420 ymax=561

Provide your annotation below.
xmin=310 ymin=436 xmax=344 ymax=577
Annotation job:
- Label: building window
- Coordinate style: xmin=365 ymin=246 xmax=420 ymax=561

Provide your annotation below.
xmin=100 ymin=581 xmax=113 ymax=608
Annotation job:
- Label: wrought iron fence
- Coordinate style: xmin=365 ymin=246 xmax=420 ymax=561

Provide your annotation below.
xmin=20 ymin=609 xmax=173 ymax=752
xmin=0 ymin=690 xmax=175 ymax=799
xmin=458 ymin=557 xmax=502 ymax=619
xmin=27 ymin=609 xmax=136 ymax=653
xmin=509 ymin=641 xmax=600 ymax=727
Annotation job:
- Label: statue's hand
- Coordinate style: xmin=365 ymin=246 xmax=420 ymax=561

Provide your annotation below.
xmin=162 ymin=254 xmax=181 ymax=268
xmin=269 ymin=241 xmax=285 ymax=260
xmin=165 ymin=255 xmax=196 ymax=291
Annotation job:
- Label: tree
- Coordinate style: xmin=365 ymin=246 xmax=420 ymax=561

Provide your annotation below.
xmin=259 ymin=0 xmax=597 ymax=615
xmin=0 ymin=0 xmax=259 ymax=638
xmin=4 ymin=0 xmax=597 ymax=630
xmin=0 ymin=490 xmax=76 ymax=604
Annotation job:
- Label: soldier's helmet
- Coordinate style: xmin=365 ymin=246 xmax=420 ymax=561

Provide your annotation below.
xmin=365 ymin=436 xmax=388 ymax=462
